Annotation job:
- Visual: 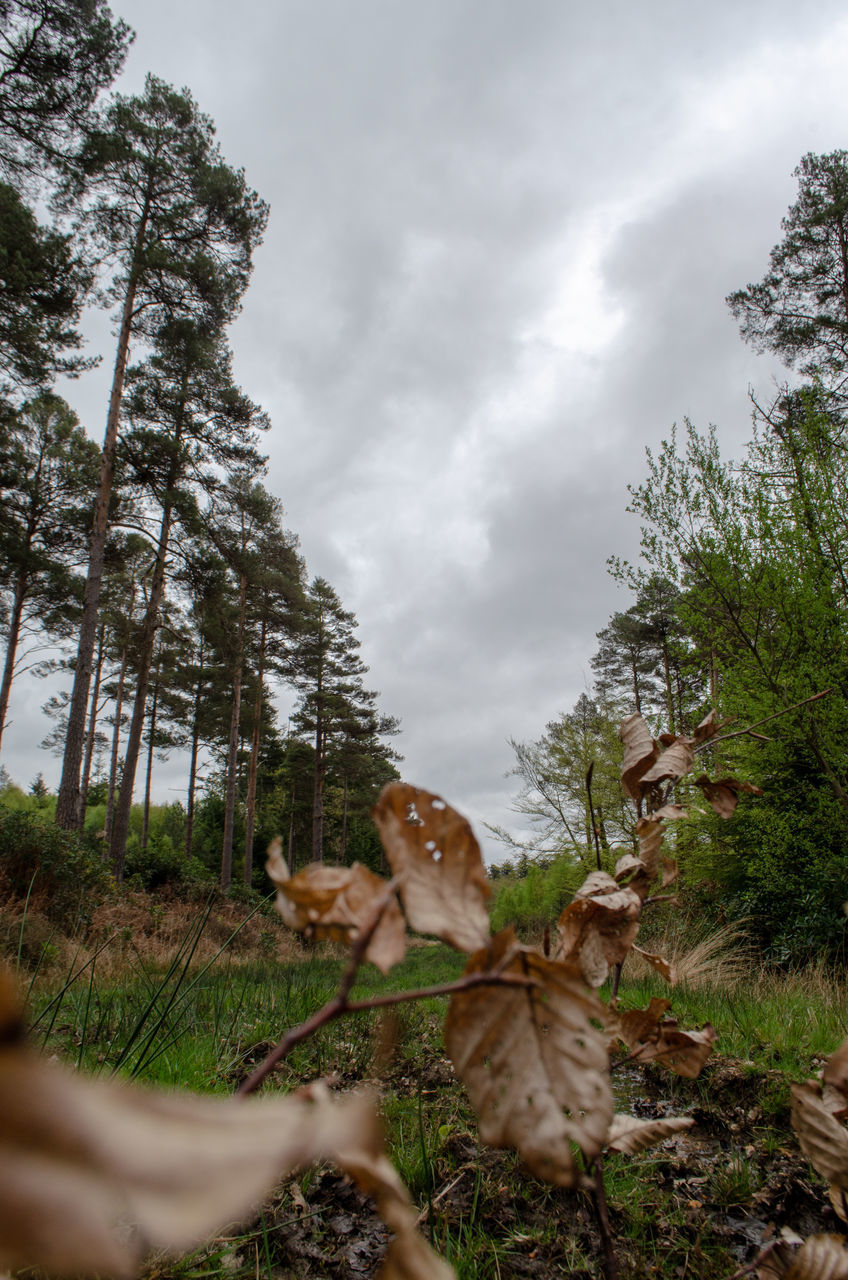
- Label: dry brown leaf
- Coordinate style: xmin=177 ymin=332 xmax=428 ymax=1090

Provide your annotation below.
xmin=758 ymin=1234 xmax=848 ymax=1280
xmin=605 ymin=1113 xmax=693 ymax=1154
xmin=692 ymin=710 xmax=722 ymax=744
xmin=372 ymin=783 xmax=491 ymax=953
xmin=445 ymin=928 xmax=613 ymax=1186
xmin=0 ymin=1009 xmax=397 ymax=1277
xmin=823 ymin=1039 xmax=848 ymax=1098
xmin=613 ymin=852 xmax=644 ymax=884
xmin=266 ymin=843 xmax=406 ymax=974
xmin=613 ymin=997 xmax=716 ymax=1078
xmin=792 ymin=1082 xmax=848 ymax=1190
xmin=693 ymin=774 xmax=763 ymax=818
xmin=662 ymin=857 xmax=679 ymax=888
xmin=555 ymin=871 xmax=642 ymax=986
xmin=620 ymin=714 xmax=659 ymax=800
xmin=639 ymin=737 xmax=695 ymax=789
xmin=632 ymin=945 xmax=677 ymax=985
xmin=635 ymin=816 xmax=665 ymax=884
xmin=829 ymin=1185 xmax=848 ymax=1223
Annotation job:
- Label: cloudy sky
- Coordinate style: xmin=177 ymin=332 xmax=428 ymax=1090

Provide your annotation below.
xmin=7 ymin=0 xmax=848 ymax=858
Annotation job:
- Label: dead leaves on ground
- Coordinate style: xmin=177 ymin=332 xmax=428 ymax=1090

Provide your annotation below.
xmin=0 ymin=970 xmax=446 ymax=1279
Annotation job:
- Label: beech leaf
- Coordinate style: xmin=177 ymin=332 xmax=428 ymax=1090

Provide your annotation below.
xmin=632 ymin=945 xmax=677 ymax=984
xmin=619 ymin=714 xmax=659 ymax=800
xmin=556 ymin=871 xmax=642 ymax=986
xmin=792 ymin=1081 xmax=848 ymax=1190
xmin=0 ymin=989 xmax=428 ymax=1277
xmin=613 ymin=997 xmax=716 ymax=1078
xmin=758 ymin=1234 xmax=848 ymax=1280
xmin=266 ymin=843 xmax=406 ymax=974
xmin=605 ymin=1113 xmax=693 ymax=1154
xmin=372 ymin=783 xmax=491 ymax=953
xmin=693 ymin=774 xmax=763 ymax=819
xmin=445 ymin=928 xmax=613 ymax=1186
xmin=639 ymin=737 xmax=695 ymax=789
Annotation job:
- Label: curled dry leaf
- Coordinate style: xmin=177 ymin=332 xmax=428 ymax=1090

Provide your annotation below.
xmin=692 ymin=710 xmax=722 ymax=744
xmin=445 ymin=928 xmax=613 ymax=1186
xmin=757 ymin=1234 xmax=848 ymax=1280
xmin=620 ymin=713 xmax=659 ymax=800
xmin=372 ymin=783 xmax=491 ymax=953
xmin=635 ymin=816 xmax=664 ymax=886
xmin=605 ymin=1113 xmax=693 ymax=1154
xmin=662 ymin=857 xmax=679 ymax=888
xmin=639 ymin=737 xmax=695 ymax=790
xmin=823 ymin=1038 xmax=848 ymax=1097
xmin=693 ymin=774 xmax=763 ymax=819
xmin=632 ymin=945 xmax=677 ymax=985
xmin=613 ymin=996 xmax=716 ymax=1078
xmin=791 ymin=1081 xmax=848 ymax=1191
xmin=0 ymin=975 xmax=439 ymax=1278
xmin=556 ymin=871 xmax=642 ymax=987
xmin=266 ymin=841 xmax=406 ymax=974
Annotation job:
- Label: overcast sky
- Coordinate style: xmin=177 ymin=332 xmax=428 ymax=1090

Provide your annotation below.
xmin=7 ymin=0 xmax=848 ymax=859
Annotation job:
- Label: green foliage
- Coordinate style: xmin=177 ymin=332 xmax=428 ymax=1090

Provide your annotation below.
xmin=490 ymin=854 xmax=588 ymax=936
xmin=0 ymin=806 xmax=110 ymax=931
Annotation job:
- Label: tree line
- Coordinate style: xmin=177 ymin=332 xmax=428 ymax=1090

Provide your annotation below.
xmin=0 ymin=1 xmax=400 ymax=888
xmin=497 ymin=150 xmax=848 ymax=962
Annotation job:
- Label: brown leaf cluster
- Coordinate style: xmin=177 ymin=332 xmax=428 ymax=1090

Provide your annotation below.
xmin=266 ymin=841 xmax=406 ymax=974
xmin=445 ymin=928 xmax=613 ymax=1186
xmin=693 ymin=773 xmax=764 ymax=818
xmin=0 ymin=970 xmax=448 ymax=1278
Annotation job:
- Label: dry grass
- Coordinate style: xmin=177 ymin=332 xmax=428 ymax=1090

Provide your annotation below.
xmin=1 ymin=889 xmax=305 ymax=980
xmin=629 ymin=920 xmax=755 ymax=990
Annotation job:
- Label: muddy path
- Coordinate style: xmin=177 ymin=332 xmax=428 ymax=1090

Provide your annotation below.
xmin=214 ymin=1052 xmax=839 ymax=1280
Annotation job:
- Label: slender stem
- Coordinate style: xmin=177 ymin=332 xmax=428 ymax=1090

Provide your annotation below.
xmin=588 ymin=1155 xmax=619 ymax=1280
xmin=586 ymin=762 xmax=602 ymax=871
xmin=238 ymin=878 xmax=535 ymax=1096
xmin=695 ymin=688 xmax=832 ymax=751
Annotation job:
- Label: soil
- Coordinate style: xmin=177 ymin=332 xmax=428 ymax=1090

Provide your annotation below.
xmin=234 ymin=1054 xmax=842 ymax=1280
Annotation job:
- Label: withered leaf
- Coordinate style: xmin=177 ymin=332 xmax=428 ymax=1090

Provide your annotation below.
xmin=445 ymin=928 xmax=612 ymax=1186
xmin=372 ymin=783 xmax=491 ymax=953
xmin=635 ymin=816 xmax=664 ymax=885
xmin=605 ymin=1113 xmax=693 ymax=1154
xmin=266 ymin=843 xmax=406 ymax=974
xmin=824 ymin=1039 xmax=848 ymax=1097
xmin=620 ymin=714 xmax=659 ymax=800
xmin=692 ymin=710 xmax=722 ymax=744
xmin=758 ymin=1234 xmax=848 ymax=1280
xmin=556 ymin=871 xmax=642 ymax=987
xmin=632 ymin=945 xmax=677 ymax=985
xmin=693 ymin=774 xmax=763 ymax=819
xmin=613 ymin=997 xmax=716 ymax=1078
xmin=0 ymin=1006 xmax=406 ymax=1278
xmin=639 ymin=737 xmax=695 ymax=790
xmin=792 ymin=1082 xmax=848 ymax=1190
xmin=662 ymin=857 xmax=679 ymax=888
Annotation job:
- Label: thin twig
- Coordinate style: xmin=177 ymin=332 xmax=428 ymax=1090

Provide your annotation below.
xmin=694 ymin=689 xmax=832 ymax=751
xmin=237 ymin=881 xmax=536 ymax=1096
xmin=588 ymin=1155 xmax=619 ymax=1280
xmin=586 ymin=762 xmax=602 ymax=872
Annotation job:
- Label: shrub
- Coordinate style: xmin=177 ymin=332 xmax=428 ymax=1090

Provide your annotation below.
xmin=0 ymin=809 xmax=112 ymax=933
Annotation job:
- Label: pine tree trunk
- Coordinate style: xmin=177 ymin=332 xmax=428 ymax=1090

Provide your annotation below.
xmin=80 ymin=621 xmax=106 ymax=821
xmin=0 ymin=564 xmax=29 ymax=755
xmin=103 ymin=645 xmax=128 ymax=849
xmin=109 ymin=496 xmax=173 ymax=877
xmin=287 ymin=789 xmax=296 ymax=871
xmin=341 ymin=774 xmax=349 ymax=863
xmin=185 ymin=663 xmax=203 ymax=859
xmin=56 ymin=198 xmax=151 ymax=830
xmin=243 ymin=619 xmax=266 ymax=886
xmin=311 ymin=718 xmax=325 ymax=864
xmin=141 ymin=664 xmax=159 ymax=854
xmin=220 ymin=571 xmax=247 ymax=889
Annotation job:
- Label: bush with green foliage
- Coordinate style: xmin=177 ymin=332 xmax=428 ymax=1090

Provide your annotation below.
xmin=0 ymin=808 xmax=111 ymax=931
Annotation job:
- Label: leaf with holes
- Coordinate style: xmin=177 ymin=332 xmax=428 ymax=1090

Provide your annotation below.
xmin=372 ymin=783 xmax=491 ymax=953
xmin=555 ymin=870 xmax=642 ymax=986
xmin=444 ymin=928 xmax=612 ymax=1185
xmin=605 ymin=1113 xmax=693 ymax=1154
xmin=266 ymin=843 xmax=406 ymax=974
xmin=632 ymin=945 xmax=676 ymax=984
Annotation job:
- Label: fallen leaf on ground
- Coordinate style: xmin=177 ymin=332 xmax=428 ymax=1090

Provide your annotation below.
xmin=605 ymin=1113 xmax=693 ymax=1154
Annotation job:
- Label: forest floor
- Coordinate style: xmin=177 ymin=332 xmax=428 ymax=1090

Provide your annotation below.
xmin=17 ymin=919 xmax=848 ymax=1280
